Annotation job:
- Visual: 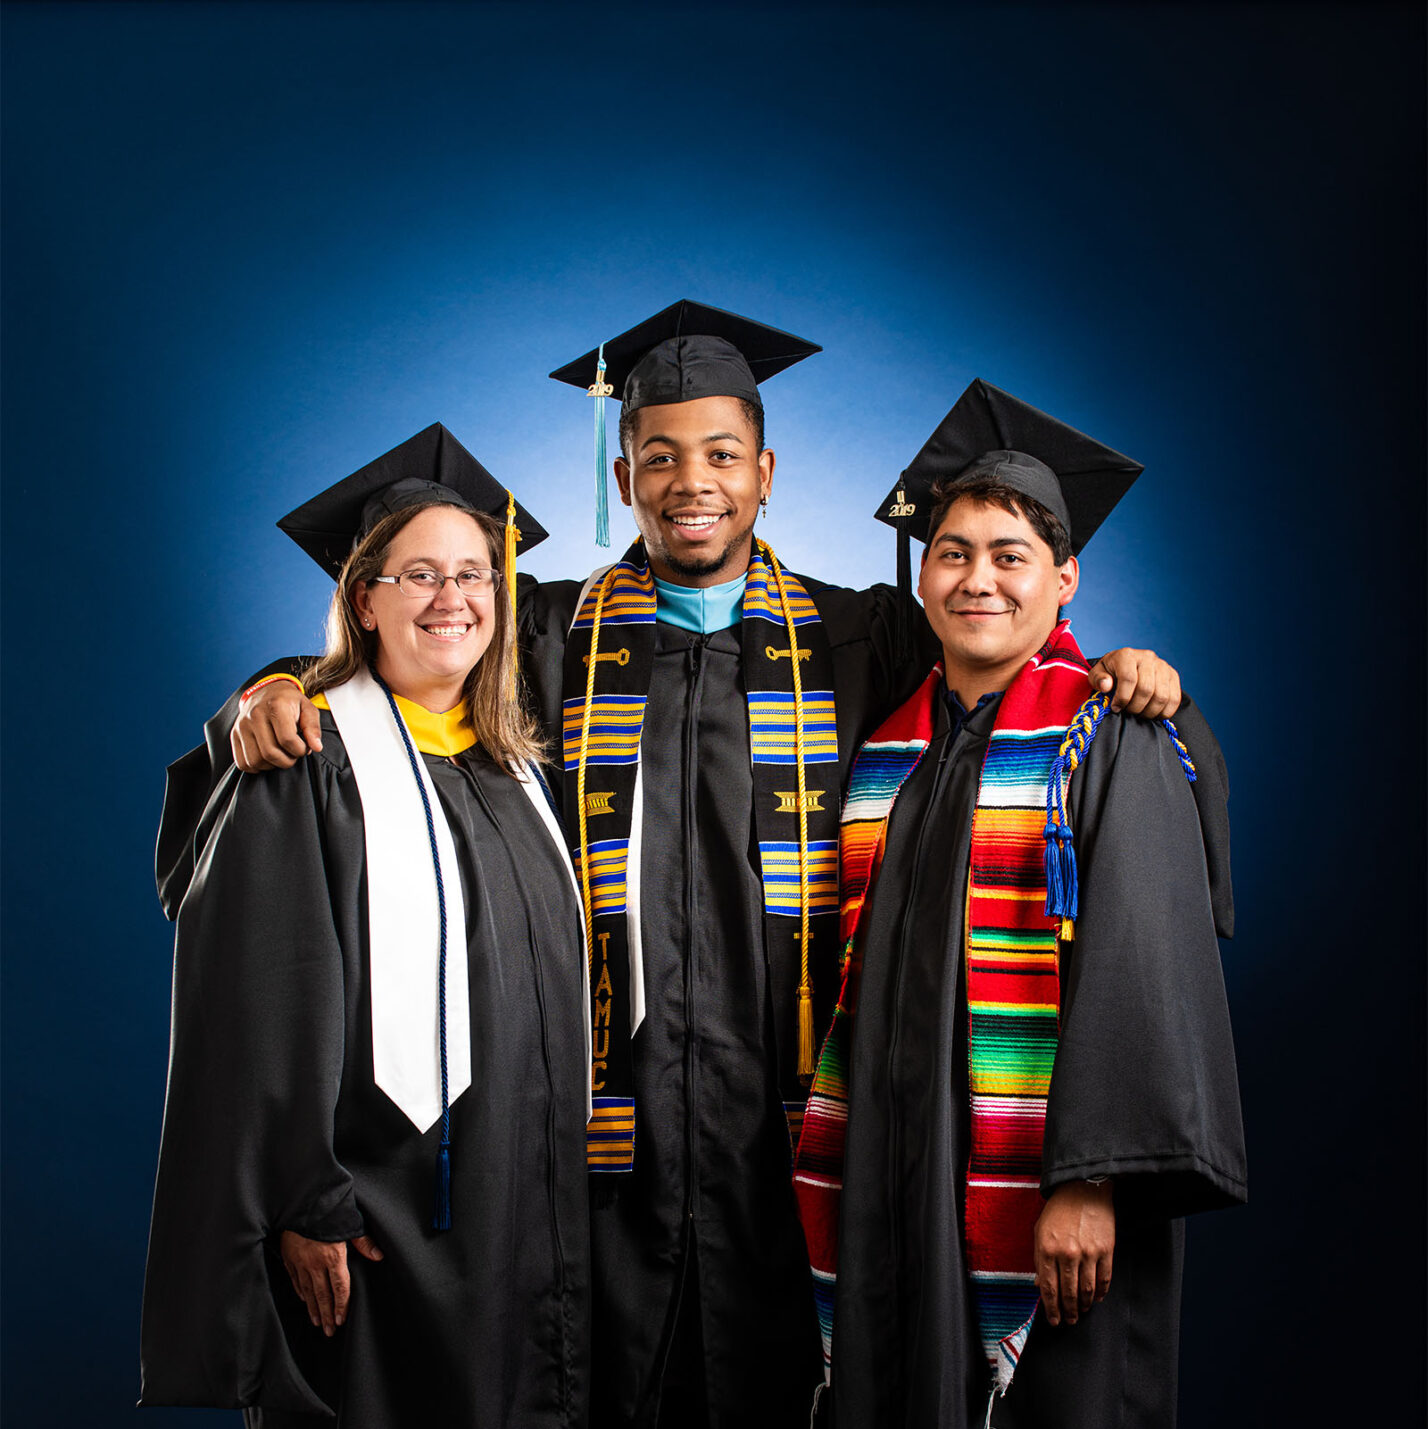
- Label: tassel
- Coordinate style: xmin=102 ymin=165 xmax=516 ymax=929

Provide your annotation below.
xmin=894 ymin=525 xmax=913 ymax=667
xmin=1044 ymin=821 xmax=1078 ymax=919
xmin=1044 ymin=820 xmax=1067 ymax=917
xmin=432 ymin=1141 xmax=452 ymax=1231
xmin=590 ymin=344 xmax=613 ymax=548
xmin=1060 ymin=826 xmax=1078 ymax=918
xmin=1059 ymin=916 xmax=1075 ymax=943
xmin=505 ymin=489 xmax=521 ymax=697
xmin=797 ymin=982 xmax=815 ymax=1082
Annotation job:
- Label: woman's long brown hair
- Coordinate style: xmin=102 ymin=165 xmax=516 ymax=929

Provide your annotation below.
xmin=302 ymin=501 xmax=544 ymax=770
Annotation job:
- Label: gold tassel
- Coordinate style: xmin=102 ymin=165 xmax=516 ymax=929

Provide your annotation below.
xmin=505 ymin=490 xmax=521 ymax=698
xmin=1059 ymin=916 xmax=1076 ymax=942
xmin=797 ymin=982 xmax=814 ymax=1081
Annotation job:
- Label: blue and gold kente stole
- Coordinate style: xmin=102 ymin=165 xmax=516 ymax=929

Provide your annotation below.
xmin=561 ymin=538 xmax=839 ymax=1172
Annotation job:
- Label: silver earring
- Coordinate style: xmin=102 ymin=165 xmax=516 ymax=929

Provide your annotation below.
xmin=760 ymin=496 xmax=769 ymax=520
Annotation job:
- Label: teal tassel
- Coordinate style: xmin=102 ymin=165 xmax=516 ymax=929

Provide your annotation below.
xmin=593 ymin=347 xmax=611 ymax=548
xmin=432 ymin=1142 xmax=452 ymax=1231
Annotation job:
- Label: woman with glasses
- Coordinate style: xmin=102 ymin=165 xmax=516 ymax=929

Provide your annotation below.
xmin=140 ymin=427 xmax=589 ymax=1428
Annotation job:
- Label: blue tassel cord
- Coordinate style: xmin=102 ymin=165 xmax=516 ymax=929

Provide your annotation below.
xmin=1044 ymin=694 xmax=1199 ymax=921
xmin=373 ymin=671 xmax=454 ymax=1232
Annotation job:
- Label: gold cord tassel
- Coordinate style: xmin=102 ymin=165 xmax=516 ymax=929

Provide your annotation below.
xmin=797 ymin=983 xmax=814 ymax=1081
xmin=762 ymin=539 xmax=816 ymax=1083
xmin=576 ymin=570 xmax=611 ymax=971
xmin=505 ymin=490 xmax=521 ymax=699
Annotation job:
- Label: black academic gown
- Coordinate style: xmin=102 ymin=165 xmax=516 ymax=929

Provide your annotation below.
xmin=519 ymin=578 xmax=916 ymax=1429
xmin=831 ymin=690 xmax=1246 ymax=1429
xmin=142 ymin=714 xmax=590 ymax=1427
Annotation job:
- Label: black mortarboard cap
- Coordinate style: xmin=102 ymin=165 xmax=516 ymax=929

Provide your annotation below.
xmin=549 ymin=300 xmax=819 ymax=547
xmin=876 ymin=381 xmax=1142 ymax=664
xmin=549 ymin=299 xmax=821 ymax=414
xmin=277 ymin=422 xmax=548 ymax=578
xmin=875 ymin=379 xmax=1142 ymax=557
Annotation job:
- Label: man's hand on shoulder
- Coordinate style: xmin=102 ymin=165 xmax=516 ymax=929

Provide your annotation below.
xmin=233 ymin=677 xmax=323 ymax=772
xmin=1086 ymin=648 xmax=1181 ymax=719
xmin=1033 ymin=1179 xmax=1115 ymax=1327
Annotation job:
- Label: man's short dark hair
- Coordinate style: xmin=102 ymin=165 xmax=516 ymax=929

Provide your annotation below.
xmin=925 ymin=476 xmax=1072 ymax=566
xmin=618 ymin=397 xmax=765 ymax=461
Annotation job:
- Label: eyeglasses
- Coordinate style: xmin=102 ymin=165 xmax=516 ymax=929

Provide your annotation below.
xmin=370 ymin=567 xmax=503 ymax=597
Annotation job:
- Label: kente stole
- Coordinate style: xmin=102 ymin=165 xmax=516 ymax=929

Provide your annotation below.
xmin=794 ymin=620 xmax=1093 ymax=1392
xmin=562 ymin=539 xmax=840 ymax=1172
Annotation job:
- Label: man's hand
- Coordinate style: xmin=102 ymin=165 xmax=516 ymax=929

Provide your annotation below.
xmin=233 ymin=680 xmax=323 ymax=772
xmin=1033 ymin=1180 xmax=1114 ymax=1328
xmin=1087 ymin=648 xmax=1182 ymax=719
xmin=278 ymin=1229 xmax=383 ymax=1336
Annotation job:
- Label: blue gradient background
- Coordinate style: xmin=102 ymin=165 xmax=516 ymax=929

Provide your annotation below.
xmin=3 ymin=3 xmax=1423 ymax=1424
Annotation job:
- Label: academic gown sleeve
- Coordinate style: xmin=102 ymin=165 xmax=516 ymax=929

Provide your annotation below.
xmin=1039 ymin=701 xmax=1247 ymax=1220
xmin=156 ymin=656 xmax=308 ymax=919
xmin=140 ymin=751 xmax=364 ymax=1411
xmin=514 ymin=576 xmax=579 ymax=750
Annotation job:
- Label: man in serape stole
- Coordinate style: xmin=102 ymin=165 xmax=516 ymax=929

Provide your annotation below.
xmin=794 ymin=380 xmax=1246 ymax=1429
xmin=211 ymin=306 xmax=1187 ymax=1429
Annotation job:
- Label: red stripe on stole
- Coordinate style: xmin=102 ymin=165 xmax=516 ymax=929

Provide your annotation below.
xmin=968 ymin=890 xmax=1053 ymax=930
xmin=972 ymin=972 xmax=1056 ymax=1010
xmin=972 ymin=829 xmax=1046 ymax=867
xmin=795 ymin=1176 xmax=841 ymax=1268
xmin=964 ymin=1184 xmax=1045 ymax=1265
xmin=968 ymin=1101 xmax=1047 ymax=1170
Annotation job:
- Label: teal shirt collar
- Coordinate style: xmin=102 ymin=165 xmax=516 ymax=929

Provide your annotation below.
xmin=653 ymin=573 xmax=746 ymax=633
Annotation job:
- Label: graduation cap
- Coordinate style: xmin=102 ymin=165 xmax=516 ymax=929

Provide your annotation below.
xmin=549 ymin=299 xmax=821 ymax=546
xmin=877 ymin=379 xmax=1142 ymax=661
xmin=876 ymin=378 xmax=1142 ymax=557
xmin=277 ymin=421 xmax=548 ymax=580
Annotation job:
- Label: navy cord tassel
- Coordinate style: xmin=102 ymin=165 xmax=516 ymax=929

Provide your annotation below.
xmin=373 ymin=670 xmax=454 ymax=1232
xmin=433 ymin=1143 xmax=452 ymax=1231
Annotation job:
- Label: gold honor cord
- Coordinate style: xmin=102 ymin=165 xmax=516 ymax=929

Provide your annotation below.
xmin=504 ymin=490 xmax=522 ymax=699
xmin=576 ymin=570 xmax=612 ymax=972
xmin=760 ymin=539 xmax=815 ymax=1082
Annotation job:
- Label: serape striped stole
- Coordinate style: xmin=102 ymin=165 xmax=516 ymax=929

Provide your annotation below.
xmin=562 ymin=540 xmax=839 ymax=1173
xmin=794 ymin=620 xmax=1092 ymax=1393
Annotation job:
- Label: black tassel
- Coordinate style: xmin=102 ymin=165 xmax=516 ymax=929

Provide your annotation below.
xmin=894 ymin=526 xmax=914 ymax=668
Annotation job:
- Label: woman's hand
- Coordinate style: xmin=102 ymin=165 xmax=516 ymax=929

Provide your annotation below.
xmin=279 ymin=1229 xmax=384 ymax=1336
xmin=1032 ymin=1180 xmax=1114 ymax=1327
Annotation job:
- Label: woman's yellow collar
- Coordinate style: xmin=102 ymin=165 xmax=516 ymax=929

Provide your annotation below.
xmin=312 ymin=690 xmax=477 ymax=757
